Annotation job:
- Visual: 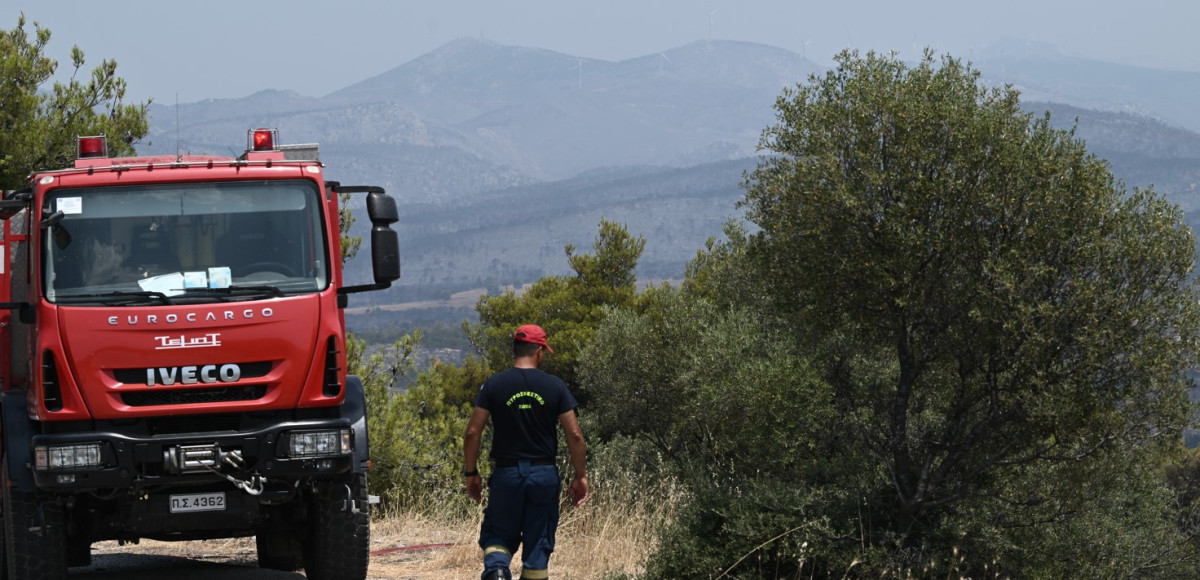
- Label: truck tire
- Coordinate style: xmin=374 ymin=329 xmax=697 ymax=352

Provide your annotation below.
xmin=303 ymin=473 xmax=370 ymax=580
xmin=256 ymin=528 xmax=303 ymax=571
xmin=3 ymin=454 xmax=67 ymax=579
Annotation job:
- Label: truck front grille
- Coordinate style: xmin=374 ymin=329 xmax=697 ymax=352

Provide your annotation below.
xmin=120 ymin=385 xmax=267 ymax=407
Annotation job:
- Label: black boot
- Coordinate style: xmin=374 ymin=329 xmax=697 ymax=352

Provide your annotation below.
xmin=484 ymin=569 xmax=513 ymax=580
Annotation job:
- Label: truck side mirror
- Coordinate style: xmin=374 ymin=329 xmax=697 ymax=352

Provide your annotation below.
xmin=332 ymin=184 xmax=401 ymax=299
xmin=365 ymin=190 xmax=400 ymax=285
xmin=0 ymin=189 xmax=31 ymax=221
xmin=0 ymin=303 xmax=33 ymax=324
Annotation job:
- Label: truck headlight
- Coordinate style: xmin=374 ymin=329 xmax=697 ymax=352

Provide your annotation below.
xmin=286 ymin=429 xmax=351 ymax=458
xmin=34 ymin=442 xmax=104 ymax=471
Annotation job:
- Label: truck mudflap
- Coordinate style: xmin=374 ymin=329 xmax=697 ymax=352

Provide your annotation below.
xmin=25 ymin=377 xmax=370 ymax=492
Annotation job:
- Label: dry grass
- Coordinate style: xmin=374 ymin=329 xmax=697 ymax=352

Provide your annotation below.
xmin=371 ymin=479 xmax=679 ymax=579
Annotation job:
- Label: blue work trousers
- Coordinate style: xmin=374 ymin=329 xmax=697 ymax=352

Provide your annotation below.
xmin=479 ymin=461 xmax=560 ymax=579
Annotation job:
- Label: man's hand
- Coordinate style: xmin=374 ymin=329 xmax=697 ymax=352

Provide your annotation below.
xmin=558 ymin=410 xmax=589 ymax=507
xmin=466 ymin=474 xmax=483 ymax=504
xmin=568 ymin=475 xmax=589 ymax=507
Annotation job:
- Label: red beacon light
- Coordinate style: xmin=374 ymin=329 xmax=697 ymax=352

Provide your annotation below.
xmin=250 ymin=128 xmax=278 ymax=152
xmin=77 ymin=135 xmax=108 ymax=159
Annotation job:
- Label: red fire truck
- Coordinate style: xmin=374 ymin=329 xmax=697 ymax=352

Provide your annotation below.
xmin=0 ymin=129 xmax=399 ymax=579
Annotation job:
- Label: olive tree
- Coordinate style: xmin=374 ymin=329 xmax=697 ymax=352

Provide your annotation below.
xmin=739 ymin=49 xmax=1200 ymax=569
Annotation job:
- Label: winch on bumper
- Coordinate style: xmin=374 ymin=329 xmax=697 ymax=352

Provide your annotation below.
xmin=28 ymin=418 xmax=359 ymax=491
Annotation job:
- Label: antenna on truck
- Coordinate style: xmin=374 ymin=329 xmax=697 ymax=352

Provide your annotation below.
xmin=175 ymin=93 xmax=182 ymax=162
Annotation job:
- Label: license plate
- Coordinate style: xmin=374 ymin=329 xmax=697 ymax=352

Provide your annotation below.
xmin=169 ymin=492 xmax=226 ymax=513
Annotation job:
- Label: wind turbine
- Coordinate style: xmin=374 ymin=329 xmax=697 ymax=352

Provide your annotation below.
xmin=659 ymin=52 xmax=671 ymax=75
xmin=707 ymin=9 xmax=719 ymax=39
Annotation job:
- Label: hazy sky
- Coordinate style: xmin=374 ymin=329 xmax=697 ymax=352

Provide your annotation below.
xmin=11 ymin=1 xmax=1200 ymax=104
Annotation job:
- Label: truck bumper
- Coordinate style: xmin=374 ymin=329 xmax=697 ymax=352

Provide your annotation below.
xmin=30 ymin=415 xmax=360 ymax=491
xmin=22 ymin=375 xmax=370 ymax=494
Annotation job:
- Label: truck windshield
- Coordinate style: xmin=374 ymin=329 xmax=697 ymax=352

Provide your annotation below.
xmin=41 ymin=180 xmax=329 ymax=303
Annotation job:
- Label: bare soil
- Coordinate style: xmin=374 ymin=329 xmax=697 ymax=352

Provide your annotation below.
xmin=82 ymin=505 xmax=650 ymax=579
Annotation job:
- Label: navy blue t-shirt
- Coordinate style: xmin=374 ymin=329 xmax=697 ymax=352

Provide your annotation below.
xmin=474 ymin=367 xmax=578 ymax=461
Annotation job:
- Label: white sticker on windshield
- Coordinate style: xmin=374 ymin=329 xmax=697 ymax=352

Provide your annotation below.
xmin=58 ymin=197 xmax=83 ymax=215
xmin=208 ymin=267 xmax=231 ymax=289
xmin=183 ymin=271 xmax=207 ymax=288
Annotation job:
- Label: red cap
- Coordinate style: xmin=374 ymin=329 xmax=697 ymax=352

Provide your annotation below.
xmin=513 ymin=324 xmax=553 ymax=353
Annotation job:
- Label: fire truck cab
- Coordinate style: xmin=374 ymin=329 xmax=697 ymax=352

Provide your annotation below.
xmin=0 ymin=129 xmax=399 ymax=580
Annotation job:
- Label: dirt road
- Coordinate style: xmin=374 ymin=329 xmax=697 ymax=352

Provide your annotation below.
xmin=70 ymin=533 xmax=466 ymax=580
xmin=71 ymin=552 xmax=304 ymax=579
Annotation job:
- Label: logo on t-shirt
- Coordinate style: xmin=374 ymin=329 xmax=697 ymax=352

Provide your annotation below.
xmin=506 ymin=390 xmax=546 ymax=410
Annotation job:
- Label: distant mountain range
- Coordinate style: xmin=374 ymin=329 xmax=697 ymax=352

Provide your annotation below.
xmin=145 ymin=38 xmax=819 ymax=201
xmin=975 ymin=38 xmax=1200 ymax=134
xmin=138 ymin=37 xmax=1200 ymax=310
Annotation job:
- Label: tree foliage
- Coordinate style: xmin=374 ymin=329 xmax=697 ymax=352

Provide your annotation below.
xmin=348 ymin=333 xmax=419 ymax=504
xmin=339 ymin=193 xmax=361 ymax=263
xmin=472 ymin=219 xmax=645 ymax=395
xmin=583 ymin=288 xmax=830 ymax=467
xmin=350 ymin=332 xmax=488 ymax=510
xmin=729 ymin=49 xmax=1200 ymax=572
xmin=0 ymin=14 xmax=149 ymax=188
xmin=581 ymin=287 xmax=858 ymax=577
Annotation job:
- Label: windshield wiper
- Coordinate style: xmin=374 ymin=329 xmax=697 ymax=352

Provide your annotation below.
xmin=177 ymin=285 xmax=286 ymax=301
xmin=54 ymin=290 xmax=173 ymax=305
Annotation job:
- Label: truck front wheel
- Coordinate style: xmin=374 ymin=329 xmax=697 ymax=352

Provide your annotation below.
xmin=3 ymin=454 xmax=67 ymax=579
xmin=303 ymin=473 xmax=370 ymax=580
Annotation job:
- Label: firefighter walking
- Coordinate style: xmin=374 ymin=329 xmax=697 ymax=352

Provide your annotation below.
xmin=463 ymin=324 xmax=589 ymax=580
